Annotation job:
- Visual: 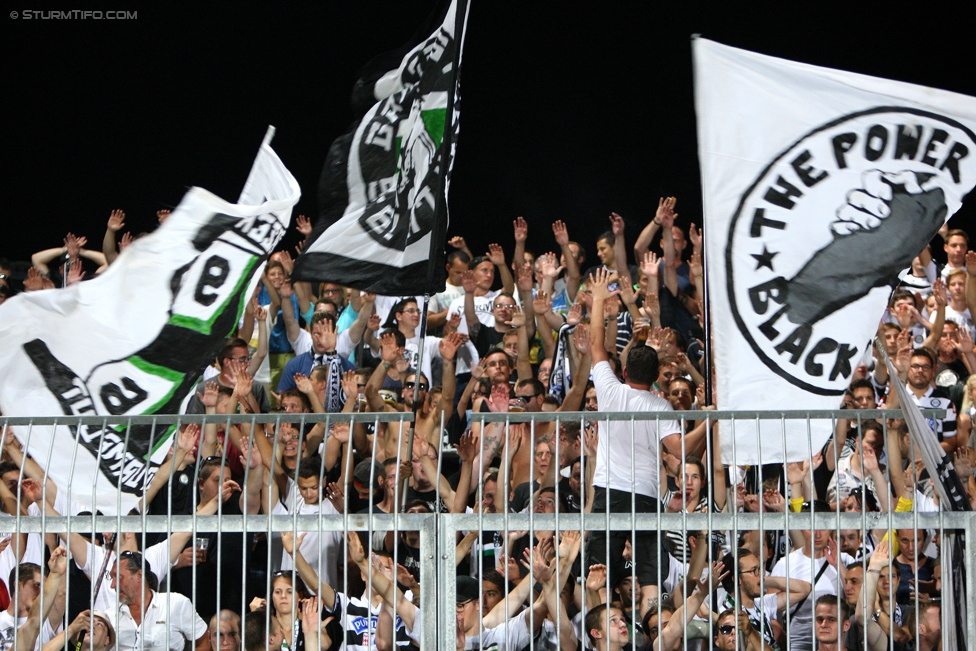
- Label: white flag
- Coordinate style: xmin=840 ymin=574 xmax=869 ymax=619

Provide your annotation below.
xmin=694 ymin=38 xmax=976 ymax=463
xmin=0 ymin=132 xmax=299 ymax=513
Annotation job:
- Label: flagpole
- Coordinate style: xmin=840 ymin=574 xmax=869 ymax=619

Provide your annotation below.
xmin=402 ymin=0 xmax=471 ymax=511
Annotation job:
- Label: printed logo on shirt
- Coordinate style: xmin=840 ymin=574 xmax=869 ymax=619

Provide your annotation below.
xmin=727 ymin=108 xmax=976 ymax=394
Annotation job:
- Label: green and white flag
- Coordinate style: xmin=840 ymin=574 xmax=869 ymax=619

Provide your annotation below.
xmin=0 ymin=128 xmax=299 ymax=513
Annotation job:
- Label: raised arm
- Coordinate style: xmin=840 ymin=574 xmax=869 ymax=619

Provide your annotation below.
xmin=558 ymin=325 xmax=592 ymax=412
xmin=658 ymin=201 xmax=679 ymax=297
xmin=460 ymin=270 xmax=481 ymax=337
xmin=609 ymin=212 xmax=629 ymax=275
xmin=488 ymin=243 xmax=515 ymax=296
xmin=512 ymin=217 xmax=528 ymax=278
xmin=634 ymin=197 xmax=674 ymax=261
xmin=281 ymin=531 xmax=336 ymax=611
xmin=248 ymin=304 xmax=269 ymax=376
xmin=920 ymin=278 xmax=946 ymax=350
xmin=588 ymin=268 xmax=617 ymax=364
xmin=552 ymin=221 xmax=581 ymax=303
xmin=102 ymin=210 xmax=126 ymax=265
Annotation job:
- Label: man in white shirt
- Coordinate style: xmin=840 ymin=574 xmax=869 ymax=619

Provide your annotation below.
xmin=110 ymin=551 xmax=209 ymax=651
xmin=0 ymin=549 xmax=67 ymax=651
xmin=770 ymin=522 xmax=853 ymax=651
xmin=584 ymin=268 xmax=683 ymax=616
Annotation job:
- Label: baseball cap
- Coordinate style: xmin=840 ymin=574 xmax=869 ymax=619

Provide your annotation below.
xmin=352 ymin=460 xmax=383 ymax=492
xmin=456 ymin=575 xmax=480 ymax=602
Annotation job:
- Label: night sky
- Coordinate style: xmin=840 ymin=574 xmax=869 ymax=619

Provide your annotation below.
xmin=6 ymin=3 xmax=975 ymax=278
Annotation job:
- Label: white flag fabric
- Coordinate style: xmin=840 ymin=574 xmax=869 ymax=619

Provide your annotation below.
xmin=694 ymin=38 xmax=976 ymax=463
xmin=291 ymin=0 xmax=469 ymax=295
xmin=0 ymin=133 xmax=299 ymax=513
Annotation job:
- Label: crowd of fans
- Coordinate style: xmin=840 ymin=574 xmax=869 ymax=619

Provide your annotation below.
xmin=0 ymin=200 xmax=973 ymax=651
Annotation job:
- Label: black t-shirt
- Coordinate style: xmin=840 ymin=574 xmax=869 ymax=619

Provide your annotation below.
xmin=404 ymin=486 xmax=449 ymax=513
xmin=474 ymin=325 xmax=506 ymax=358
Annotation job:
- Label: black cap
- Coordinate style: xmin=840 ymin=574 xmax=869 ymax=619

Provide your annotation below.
xmin=456 ymin=575 xmax=480 ymax=602
xmin=353 ymin=459 xmax=383 ymax=491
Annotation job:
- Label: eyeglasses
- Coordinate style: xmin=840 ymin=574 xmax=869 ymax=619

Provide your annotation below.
xmin=456 ymin=599 xmax=476 ymax=612
xmin=119 ymin=550 xmax=143 ymax=562
xmin=740 ymin=566 xmax=761 ymax=576
xmin=909 ymin=363 xmax=933 ymax=371
xmin=514 ymin=393 xmax=541 ymax=404
xmin=404 ymin=382 xmax=429 ymax=391
xmin=718 ymin=625 xmax=735 ymax=635
xmin=202 ymin=456 xmax=225 ymax=466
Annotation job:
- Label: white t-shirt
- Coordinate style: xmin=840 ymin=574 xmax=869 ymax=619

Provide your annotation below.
xmin=770 ymin=548 xmax=854 ymax=651
xmin=590 ymin=361 xmax=681 ymax=497
xmin=446 ymin=290 xmax=500 ymax=375
xmin=114 ymin=590 xmax=207 ymax=651
xmin=463 ymin=608 xmax=533 ymax=651
xmin=0 ymin=610 xmax=59 ymax=651
xmin=273 ymin=478 xmax=343 ymax=590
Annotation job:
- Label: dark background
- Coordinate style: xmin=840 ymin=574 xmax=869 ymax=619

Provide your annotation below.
xmin=5 ymin=3 xmax=975 ymax=278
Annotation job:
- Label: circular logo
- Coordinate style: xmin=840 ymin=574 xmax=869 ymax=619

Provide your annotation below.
xmin=727 ymin=107 xmax=976 ymax=394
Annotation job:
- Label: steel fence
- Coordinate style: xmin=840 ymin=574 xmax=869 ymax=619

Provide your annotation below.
xmin=0 ymin=410 xmax=970 ymax=651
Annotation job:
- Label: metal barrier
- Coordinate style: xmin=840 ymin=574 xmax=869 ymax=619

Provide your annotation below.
xmin=0 ymin=410 xmax=971 ymax=651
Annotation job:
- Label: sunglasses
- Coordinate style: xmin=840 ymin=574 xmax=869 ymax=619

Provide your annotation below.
xmin=404 ymin=382 xmax=429 ymax=391
xmin=718 ymin=625 xmax=735 ymax=635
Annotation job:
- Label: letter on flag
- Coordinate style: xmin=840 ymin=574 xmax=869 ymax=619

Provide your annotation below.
xmin=694 ymin=38 xmax=976 ymax=463
xmin=291 ymin=0 xmax=469 ymax=295
xmin=0 ymin=128 xmax=300 ymax=513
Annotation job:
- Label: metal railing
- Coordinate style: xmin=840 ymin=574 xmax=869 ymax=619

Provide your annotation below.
xmin=0 ymin=410 xmax=970 ymax=651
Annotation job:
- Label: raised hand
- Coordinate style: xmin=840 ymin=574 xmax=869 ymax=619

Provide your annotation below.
xmin=762 ymin=488 xmax=786 ymax=512
xmin=198 ymin=381 xmax=220 ymax=408
xmin=655 ymin=196 xmax=677 ymax=229
xmin=341 ymin=370 xmax=359 ymax=399
xmin=533 ymin=290 xmax=552 ymax=315
xmin=688 ymin=223 xmax=702 ymax=250
xmin=460 ymin=269 xmax=477 ymax=293
xmin=439 ymin=331 xmax=463 ymax=362
xmin=235 ymin=368 xmax=254 ymax=400
xmin=156 ymin=209 xmax=171 ymax=224
xmin=618 ymin=275 xmax=636 ymax=306
xmin=239 ymin=436 xmax=262 ymax=469
xmin=566 ymin=302 xmax=583 ymax=326
xmin=513 ymin=216 xmax=528 ymax=243
xmin=330 ymin=422 xmax=350 ymax=445
xmin=587 ymin=268 xmax=617 ymax=302
xmin=65 ymin=258 xmax=85 ymax=285
xmin=487 ymin=243 xmax=506 ymax=267
xmin=64 ymin=233 xmax=86 ymax=259
xmin=107 ymin=209 xmax=126 ymax=232
xmin=585 ymin=564 xmax=607 ymax=592
xmin=552 ymin=220 xmax=570 ymax=246
xmin=505 ymin=305 xmax=526 ymax=328
xmin=689 ymin=252 xmax=703 ymax=284
xmin=278 ymin=279 xmax=294 ymax=298
xmin=641 ymin=251 xmax=660 ymax=280
xmin=295 ymin=214 xmax=313 ymax=237
xmin=294 ymin=373 xmax=314 ymax=395
xmin=119 ymin=231 xmax=133 ymax=251
xmin=448 ymin=235 xmax=467 ymax=250
xmin=455 ymin=429 xmax=479 ymax=463
xmin=487 ymin=383 xmax=510 ymax=413
xmin=178 ymin=424 xmax=200 ymax=457
xmin=470 ymin=357 xmax=488 ymax=380
xmin=609 ymin=212 xmax=625 ymax=238
xmin=582 ymin=426 xmax=598 ymax=458
xmin=966 ymin=250 xmax=976 ymax=275
xmin=573 ymin=323 xmax=591 ymax=354
xmin=272 ymin=250 xmax=295 ymax=275
xmin=786 ymin=460 xmax=809 ymax=485
xmin=932 ymin=277 xmax=947 ymax=308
